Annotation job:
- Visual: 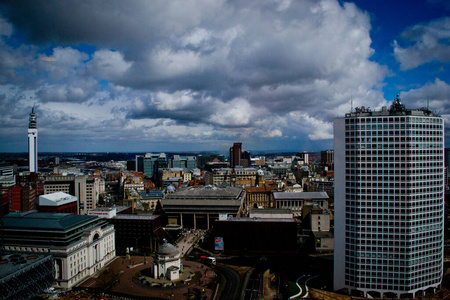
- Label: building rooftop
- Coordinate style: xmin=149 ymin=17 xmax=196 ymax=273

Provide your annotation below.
xmin=0 ymin=253 xmax=53 ymax=289
xmin=38 ymin=192 xmax=77 ymax=206
xmin=218 ymin=217 xmax=296 ymax=222
xmin=273 ymin=192 xmax=329 ymax=200
xmin=248 ymin=208 xmax=292 ymax=214
xmin=157 ymin=242 xmax=178 ymax=256
xmin=343 ymin=96 xmax=438 ymax=118
xmin=2 ymin=212 xmax=98 ymax=230
xmin=113 ymin=215 xmax=159 ymax=220
xmin=88 ymin=207 xmax=116 ymax=212
xmin=313 ymin=231 xmax=334 ymax=238
xmin=166 ymin=185 xmax=243 ymax=199
xmin=139 ymin=190 xmax=164 ymax=198
xmin=116 ymin=206 xmax=131 ymax=213
xmin=244 ymin=186 xmax=279 ymax=192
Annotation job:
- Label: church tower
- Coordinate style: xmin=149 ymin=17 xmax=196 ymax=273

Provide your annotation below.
xmin=28 ymin=107 xmax=38 ymax=173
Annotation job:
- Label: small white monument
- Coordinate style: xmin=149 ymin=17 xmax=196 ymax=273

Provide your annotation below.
xmin=152 ymin=241 xmax=182 ymax=281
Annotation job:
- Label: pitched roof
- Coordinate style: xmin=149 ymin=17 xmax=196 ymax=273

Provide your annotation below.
xmin=272 ymin=192 xmax=329 ymax=200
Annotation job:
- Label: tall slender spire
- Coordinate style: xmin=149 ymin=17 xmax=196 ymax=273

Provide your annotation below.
xmin=28 ymin=107 xmax=38 ymax=173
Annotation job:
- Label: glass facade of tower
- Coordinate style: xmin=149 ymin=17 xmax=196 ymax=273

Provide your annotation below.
xmin=334 ymin=100 xmax=445 ymax=298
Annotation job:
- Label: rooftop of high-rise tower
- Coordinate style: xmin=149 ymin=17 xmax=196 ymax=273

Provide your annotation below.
xmin=344 ymin=95 xmax=438 ymax=118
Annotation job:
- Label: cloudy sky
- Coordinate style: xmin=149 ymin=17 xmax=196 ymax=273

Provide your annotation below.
xmin=0 ymin=0 xmax=449 ymax=153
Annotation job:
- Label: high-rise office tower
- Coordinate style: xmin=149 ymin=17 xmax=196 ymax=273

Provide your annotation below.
xmin=230 ymin=142 xmax=242 ymax=167
xmin=334 ymin=97 xmax=444 ymax=298
xmin=135 ymin=153 xmax=167 ymax=178
xmin=28 ymin=107 xmax=38 ymax=173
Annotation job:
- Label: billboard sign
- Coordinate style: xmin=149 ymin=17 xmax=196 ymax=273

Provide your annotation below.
xmin=215 ymin=237 xmax=224 ymax=251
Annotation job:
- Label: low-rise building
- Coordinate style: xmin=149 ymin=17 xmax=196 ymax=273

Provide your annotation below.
xmin=151 ymin=242 xmax=182 ymax=281
xmin=206 ymin=167 xmax=257 ymax=187
xmin=242 ymin=186 xmax=279 ymax=213
xmin=214 ymin=217 xmax=297 ymax=253
xmin=88 ymin=207 xmax=117 ymax=218
xmin=273 ymin=192 xmax=329 ymax=217
xmin=138 ymin=190 xmax=164 ymax=211
xmin=302 ymin=204 xmax=334 ymax=252
xmin=0 ymin=163 xmax=15 ymax=189
xmin=87 ymin=206 xmax=132 ymax=219
xmin=162 ymin=186 xmax=245 ymax=229
xmin=248 ymin=208 xmax=293 ymax=219
xmin=304 ymin=178 xmax=334 ymax=199
xmin=107 ymin=214 xmax=163 ymax=254
xmin=39 ymin=174 xmax=103 ymax=215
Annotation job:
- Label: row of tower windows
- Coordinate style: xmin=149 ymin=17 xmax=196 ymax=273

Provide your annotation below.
xmin=345 ymin=259 xmax=441 ymax=272
xmin=345 ymin=214 xmax=442 ymax=222
xmin=346 ymin=149 xmax=443 ymax=156
xmin=346 ymin=131 xmax=443 ymax=138
xmin=345 ymin=272 xmax=441 ymax=284
xmin=346 ymin=123 xmax=443 ymax=130
xmin=345 ymin=248 xmax=442 ymax=262
xmin=346 ymin=181 xmax=443 ymax=186
xmin=345 ymin=116 xmax=443 ymax=124
xmin=346 ymin=144 xmax=441 ymax=150
xmin=346 ymin=169 xmax=442 ymax=176
xmin=346 ymin=176 xmax=442 ymax=183
xmin=345 ymin=281 xmax=440 ymax=292
xmin=345 ymin=235 xmax=442 ymax=245
xmin=345 ymin=215 xmax=442 ymax=223
xmin=345 ymin=210 xmax=442 ymax=217
xmin=346 ymin=163 xmax=443 ymax=169
xmin=346 ymin=155 xmax=442 ymax=162
xmin=345 ymin=192 xmax=443 ymax=200
xmin=344 ymin=251 xmax=441 ymax=261
xmin=346 ymin=174 xmax=442 ymax=181
xmin=345 ymin=218 xmax=442 ymax=227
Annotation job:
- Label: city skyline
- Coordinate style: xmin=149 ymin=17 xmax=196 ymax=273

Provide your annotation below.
xmin=0 ymin=0 xmax=449 ymax=153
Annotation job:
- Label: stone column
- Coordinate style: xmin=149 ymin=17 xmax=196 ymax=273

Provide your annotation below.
xmin=193 ymin=212 xmax=196 ymax=229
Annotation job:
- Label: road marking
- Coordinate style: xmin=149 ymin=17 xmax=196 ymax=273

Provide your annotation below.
xmin=289 ymin=275 xmax=305 ymax=299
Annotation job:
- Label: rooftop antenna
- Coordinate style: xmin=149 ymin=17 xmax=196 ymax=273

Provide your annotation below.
xmin=351 ymin=95 xmax=353 ymax=113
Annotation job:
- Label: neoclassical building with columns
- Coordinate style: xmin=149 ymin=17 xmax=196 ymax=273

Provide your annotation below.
xmin=2 ymin=212 xmax=116 ymax=289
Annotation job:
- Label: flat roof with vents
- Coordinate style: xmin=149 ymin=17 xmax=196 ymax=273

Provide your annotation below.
xmin=38 ymin=192 xmax=77 ymax=206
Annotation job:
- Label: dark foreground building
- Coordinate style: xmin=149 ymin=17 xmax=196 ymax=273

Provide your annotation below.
xmin=107 ymin=214 xmax=164 ymax=254
xmin=214 ymin=217 xmax=298 ymax=253
xmin=0 ymin=253 xmax=54 ymax=299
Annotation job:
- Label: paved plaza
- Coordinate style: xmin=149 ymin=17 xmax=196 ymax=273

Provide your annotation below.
xmin=78 ymin=255 xmax=216 ymax=299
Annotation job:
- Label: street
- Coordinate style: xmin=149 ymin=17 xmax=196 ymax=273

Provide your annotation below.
xmin=175 ymin=228 xmax=204 ymax=256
